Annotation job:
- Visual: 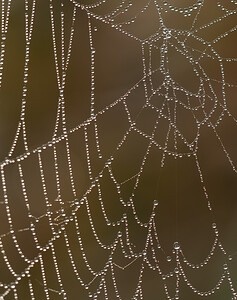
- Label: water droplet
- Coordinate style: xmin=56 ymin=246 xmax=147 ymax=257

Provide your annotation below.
xmin=173 ymin=242 xmax=180 ymax=250
xmin=212 ymin=223 xmax=217 ymax=229
xmin=174 ymin=267 xmax=179 ymax=274
xmin=167 ymin=256 xmax=172 ymax=262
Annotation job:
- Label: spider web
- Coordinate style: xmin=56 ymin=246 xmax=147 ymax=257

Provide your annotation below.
xmin=0 ymin=0 xmax=237 ymax=299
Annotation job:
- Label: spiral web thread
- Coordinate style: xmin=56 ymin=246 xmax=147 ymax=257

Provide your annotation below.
xmin=0 ymin=0 xmax=237 ymax=299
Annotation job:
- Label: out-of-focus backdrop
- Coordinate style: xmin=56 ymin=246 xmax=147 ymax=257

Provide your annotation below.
xmin=0 ymin=0 xmax=237 ymax=299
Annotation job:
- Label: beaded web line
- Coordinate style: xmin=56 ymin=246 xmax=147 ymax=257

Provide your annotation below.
xmin=0 ymin=0 xmax=237 ymax=299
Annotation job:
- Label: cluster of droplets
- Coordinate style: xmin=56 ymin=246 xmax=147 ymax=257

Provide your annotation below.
xmin=162 ymin=0 xmax=203 ymax=17
xmin=0 ymin=0 xmax=11 ymax=87
xmin=7 ymin=0 xmax=37 ymax=158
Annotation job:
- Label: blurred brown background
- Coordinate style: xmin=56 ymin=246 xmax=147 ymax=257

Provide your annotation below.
xmin=0 ymin=0 xmax=237 ymax=299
